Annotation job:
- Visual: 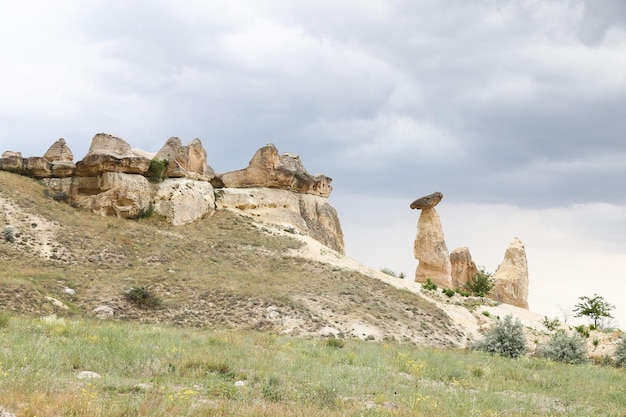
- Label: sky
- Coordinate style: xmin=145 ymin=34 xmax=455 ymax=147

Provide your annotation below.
xmin=1 ymin=0 xmax=625 ymax=328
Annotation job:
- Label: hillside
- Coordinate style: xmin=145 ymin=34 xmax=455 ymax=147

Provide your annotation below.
xmin=0 ymin=170 xmax=470 ymax=348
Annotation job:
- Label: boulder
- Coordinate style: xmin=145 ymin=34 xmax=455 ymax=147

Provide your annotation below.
xmin=44 ymin=138 xmax=73 ymax=163
xmin=218 ymin=144 xmax=332 ymax=197
xmin=216 ymin=187 xmax=344 ymax=253
xmin=450 ymin=247 xmax=479 ymax=289
xmin=0 ymin=152 xmax=23 ymax=172
xmin=155 ymin=137 xmax=215 ymax=180
xmin=414 ymin=208 xmax=452 ymax=288
xmin=22 ymin=157 xmax=52 ymax=178
xmin=491 ymin=237 xmax=529 ymax=309
xmin=76 ymin=133 xmax=151 ymax=176
xmin=152 ymin=179 xmax=215 ymax=225
xmin=78 ymin=172 xmax=152 ymax=219
xmin=410 ymin=192 xmax=443 ymax=210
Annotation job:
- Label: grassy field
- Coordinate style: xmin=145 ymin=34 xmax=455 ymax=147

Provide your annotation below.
xmin=0 ymin=313 xmax=625 ymax=416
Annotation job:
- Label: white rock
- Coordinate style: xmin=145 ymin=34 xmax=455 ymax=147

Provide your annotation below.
xmin=77 ymin=371 xmax=101 ymax=379
xmin=92 ymin=305 xmax=114 ymax=319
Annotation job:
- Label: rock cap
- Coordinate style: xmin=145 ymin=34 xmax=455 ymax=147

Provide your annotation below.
xmin=410 ymin=191 xmax=443 ymax=210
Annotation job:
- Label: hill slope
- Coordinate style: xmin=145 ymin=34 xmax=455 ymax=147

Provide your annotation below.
xmin=0 ymin=171 xmax=469 ymax=347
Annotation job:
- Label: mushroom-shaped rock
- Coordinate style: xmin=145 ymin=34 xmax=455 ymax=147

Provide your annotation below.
xmin=218 ymin=144 xmax=332 ymax=197
xmin=491 ymin=237 xmax=529 ymax=309
xmin=76 ymin=133 xmax=151 ymax=176
xmin=410 ymin=192 xmax=443 ymax=210
xmin=413 ymin=208 xmax=452 ymax=288
xmin=155 ymin=137 xmax=215 ymax=180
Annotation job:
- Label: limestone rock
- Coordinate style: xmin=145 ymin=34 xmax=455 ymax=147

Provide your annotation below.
xmin=450 ymin=247 xmax=479 ymax=289
xmin=44 ymin=138 xmax=73 ymax=163
xmin=93 ymin=305 xmax=114 ymax=320
xmin=76 ymin=133 xmax=151 ymax=176
xmin=77 ymin=371 xmax=101 ymax=379
xmin=0 ymin=152 xmax=23 ymax=173
xmin=155 ymin=137 xmax=215 ymax=180
xmin=216 ymin=187 xmax=344 ymax=253
xmin=410 ymin=192 xmax=443 ymax=210
xmin=22 ymin=157 xmax=52 ymax=178
xmin=218 ymin=144 xmax=332 ymax=197
xmin=414 ymin=208 xmax=452 ymax=288
xmin=152 ymin=179 xmax=215 ymax=225
xmin=78 ymin=172 xmax=152 ymax=219
xmin=491 ymin=237 xmax=529 ymax=309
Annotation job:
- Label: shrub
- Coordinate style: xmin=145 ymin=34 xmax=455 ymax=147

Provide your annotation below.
xmin=536 ymin=330 xmax=588 ymax=364
xmin=135 ymin=205 xmax=154 ymax=220
xmin=262 ymin=376 xmax=284 ymax=402
xmin=465 ymin=267 xmax=494 ymax=297
xmin=0 ymin=312 xmax=9 ymax=328
xmin=325 ymin=337 xmax=345 ymax=349
xmin=541 ymin=316 xmax=561 ymax=332
xmin=455 ymin=288 xmax=470 ymax=297
xmin=574 ymin=324 xmax=590 ymax=338
xmin=2 ymin=226 xmax=16 ymax=243
xmin=380 ymin=268 xmax=397 ymax=277
xmin=422 ymin=278 xmax=438 ymax=291
xmin=614 ymin=333 xmax=626 ymax=368
xmin=472 ymin=314 xmax=527 ymax=358
xmin=125 ymin=287 xmax=162 ymax=309
xmin=442 ymin=288 xmax=456 ymax=298
xmin=147 ymin=158 xmax=168 ymax=183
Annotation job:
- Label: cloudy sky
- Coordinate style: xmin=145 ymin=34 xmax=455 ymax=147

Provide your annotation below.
xmin=2 ymin=0 xmax=625 ymax=327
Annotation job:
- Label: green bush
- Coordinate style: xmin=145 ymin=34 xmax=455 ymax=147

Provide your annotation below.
xmin=442 ymin=288 xmax=456 ymax=298
xmin=614 ymin=333 xmax=626 ymax=368
xmin=574 ymin=324 xmax=590 ymax=338
xmin=465 ymin=267 xmax=494 ymax=297
xmin=536 ymin=330 xmax=588 ymax=364
xmin=472 ymin=314 xmax=527 ymax=358
xmin=125 ymin=287 xmax=162 ymax=309
xmin=422 ymin=278 xmax=438 ymax=291
xmin=325 ymin=337 xmax=345 ymax=348
xmin=2 ymin=226 xmax=16 ymax=243
xmin=542 ymin=316 xmax=561 ymax=332
xmin=147 ymin=158 xmax=168 ymax=183
xmin=262 ymin=376 xmax=284 ymax=402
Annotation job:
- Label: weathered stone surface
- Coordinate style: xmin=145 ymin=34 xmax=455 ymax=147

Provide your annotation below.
xmin=217 ymin=187 xmax=344 ymax=253
xmin=1 ymin=151 xmax=22 ymax=158
xmin=152 ymin=179 xmax=215 ymax=225
xmin=44 ymin=138 xmax=73 ymax=163
xmin=450 ymin=247 xmax=479 ymax=289
xmin=491 ymin=237 xmax=529 ymax=309
xmin=218 ymin=144 xmax=332 ymax=197
xmin=22 ymin=157 xmax=52 ymax=178
xmin=76 ymin=133 xmax=151 ymax=176
xmin=155 ymin=137 xmax=215 ymax=180
xmin=410 ymin=192 xmax=443 ymax=210
xmin=93 ymin=305 xmax=114 ymax=320
xmin=78 ymin=172 xmax=152 ymax=219
xmin=414 ymin=208 xmax=452 ymax=288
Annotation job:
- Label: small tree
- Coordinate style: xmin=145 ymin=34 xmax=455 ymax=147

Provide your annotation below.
xmin=573 ymin=294 xmax=614 ymax=328
xmin=472 ymin=314 xmax=527 ymax=358
xmin=614 ymin=333 xmax=626 ymax=368
xmin=466 ymin=267 xmax=495 ymax=297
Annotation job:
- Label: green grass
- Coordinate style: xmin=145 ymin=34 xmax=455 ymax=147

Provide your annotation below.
xmin=0 ymin=315 xmax=625 ymax=416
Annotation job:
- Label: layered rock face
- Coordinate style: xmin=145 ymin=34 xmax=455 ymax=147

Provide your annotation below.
xmin=2 ymin=134 xmax=344 ymax=252
xmin=491 ymin=237 xmax=529 ymax=309
xmin=216 ymin=188 xmax=344 ymax=253
xmin=450 ymin=247 xmax=479 ymax=289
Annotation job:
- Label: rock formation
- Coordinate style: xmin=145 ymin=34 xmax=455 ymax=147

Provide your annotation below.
xmin=410 ymin=192 xmax=452 ymax=288
xmin=2 ymin=134 xmax=344 ymax=252
xmin=155 ymin=137 xmax=215 ymax=180
xmin=216 ymin=187 xmax=344 ymax=253
xmin=491 ymin=237 xmax=529 ymax=309
xmin=218 ymin=144 xmax=332 ymax=197
xmin=450 ymin=247 xmax=479 ymax=289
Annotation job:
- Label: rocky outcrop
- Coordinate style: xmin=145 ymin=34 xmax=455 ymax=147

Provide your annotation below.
xmin=413 ymin=208 xmax=452 ymax=288
xmin=218 ymin=144 xmax=332 ymax=197
xmin=76 ymin=133 xmax=151 ymax=176
xmin=216 ymin=187 xmax=344 ymax=253
xmin=155 ymin=137 xmax=215 ymax=180
xmin=410 ymin=191 xmax=443 ymax=210
xmin=492 ymin=237 xmax=529 ymax=309
xmin=4 ymin=134 xmax=343 ymax=251
xmin=153 ymin=179 xmax=215 ymax=225
xmin=450 ymin=247 xmax=479 ymax=289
